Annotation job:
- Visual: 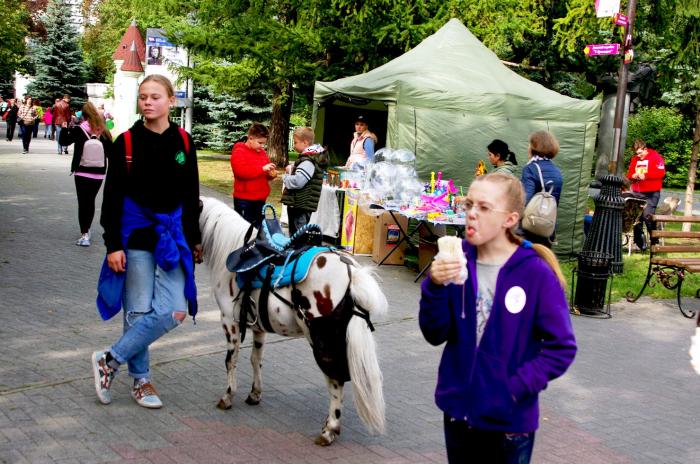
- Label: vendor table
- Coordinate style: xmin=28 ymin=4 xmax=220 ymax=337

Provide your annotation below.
xmin=373 ymin=206 xmax=465 ymax=282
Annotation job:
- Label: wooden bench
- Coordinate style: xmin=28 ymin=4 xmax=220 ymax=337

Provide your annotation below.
xmin=626 ymin=215 xmax=700 ymax=318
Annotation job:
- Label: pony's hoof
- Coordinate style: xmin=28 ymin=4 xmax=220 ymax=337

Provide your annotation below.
xmin=245 ymin=395 xmax=260 ymax=405
xmin=314 ymin=433 xmax=335 ymax=446
xmin=217 ymin=398 xmax=232 ymax=410
xmin=314 ymin=429 xmax=338 ymax=446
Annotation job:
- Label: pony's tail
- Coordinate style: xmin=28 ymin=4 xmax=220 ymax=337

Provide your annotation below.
xmin=347 ymin=265 xmax=387 ymax=434
xmin=347 ymin=317 xmax=385 ymax=434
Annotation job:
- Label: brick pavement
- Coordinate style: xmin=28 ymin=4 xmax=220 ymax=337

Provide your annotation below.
xmin=1 ymin=135 xmax=700 ymax=463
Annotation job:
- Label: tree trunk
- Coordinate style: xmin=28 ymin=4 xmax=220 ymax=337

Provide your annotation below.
xmin=267 ymin=82 xmax=294 ymax=168
xmin=682 ymin=103 xmax=700 ymax=231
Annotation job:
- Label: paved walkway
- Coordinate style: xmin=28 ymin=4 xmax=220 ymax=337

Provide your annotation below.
xmin=1 ymin=136 xmax=700 ymax=463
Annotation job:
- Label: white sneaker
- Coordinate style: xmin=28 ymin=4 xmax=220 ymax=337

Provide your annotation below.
xmin=91 ymin=351 xmax=117 ymax=405
xmin=132 ymin=378 xmax=163 ymax=409
xmin=76 ymin=234 xmax=90 ymax=246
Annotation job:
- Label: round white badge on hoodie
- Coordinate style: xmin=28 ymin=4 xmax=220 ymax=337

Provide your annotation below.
xmin=505 ymin=286 xmax=526 ymax=314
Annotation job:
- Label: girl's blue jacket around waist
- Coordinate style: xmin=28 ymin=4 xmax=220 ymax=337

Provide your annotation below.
xmin=96 ymin=196 xmax=198 ymax=321
xmin=419 ymin=241 xmax=576 ymax=432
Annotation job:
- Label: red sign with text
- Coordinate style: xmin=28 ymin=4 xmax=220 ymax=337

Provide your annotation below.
xmin=584 ymin=43 xmax=621 ymax=57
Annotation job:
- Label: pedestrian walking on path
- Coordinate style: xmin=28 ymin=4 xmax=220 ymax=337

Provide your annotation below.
xmin=59 ymin=101 xmax=112 ymax=247
xmin=4 ymin=98 xmax=18 ymax=141
xmin=53 ymin=94 xmax=71 ymax=154
xmin=92 ymin=74 xmax=202 ymax=409
xmin=419 ymin=172 xmax=576 ymax=463
xmin=17 ymin=95 xmax=37 ymax=154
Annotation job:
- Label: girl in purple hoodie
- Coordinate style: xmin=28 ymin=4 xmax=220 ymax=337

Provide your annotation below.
xmin=419 ymin=172 xmax=576 ymax=463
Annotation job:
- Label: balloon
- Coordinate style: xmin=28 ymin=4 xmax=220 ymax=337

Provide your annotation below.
xmin=106 ymin=119 xmax=114 ymax=130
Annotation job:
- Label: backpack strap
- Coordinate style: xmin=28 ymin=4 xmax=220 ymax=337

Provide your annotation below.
xmin=533 ymin=162 xmax=553 ymax=194
xmin=124 ymin=129 xmax=132 ymax=174
xmin=178 ymin=127 xmax=190 ymax=153
xmin=123 ymin=127 xmax=189 ymax=174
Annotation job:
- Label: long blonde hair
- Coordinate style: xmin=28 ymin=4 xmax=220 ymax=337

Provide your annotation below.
xmin=82 ymin=101 xmax=111 ymax=140
xmin=473 ymin=172 xmax=566 ymax=287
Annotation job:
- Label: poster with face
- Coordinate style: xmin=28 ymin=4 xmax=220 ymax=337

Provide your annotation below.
xmin=147 ymin=46 xmax=163 ymax=65
xmin=145 ymin=29 xmax=189 ymax=100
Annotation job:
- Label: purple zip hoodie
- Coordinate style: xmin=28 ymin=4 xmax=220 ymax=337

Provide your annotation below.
xmin=419 ymin=240 xmax=576 ymax=432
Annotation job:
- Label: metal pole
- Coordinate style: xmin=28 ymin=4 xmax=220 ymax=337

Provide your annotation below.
xmin=609 ymin=0 xmax=638 ymax=175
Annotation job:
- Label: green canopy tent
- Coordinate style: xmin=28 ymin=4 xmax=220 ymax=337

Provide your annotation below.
xmin=313 ymin=19 xmax=601 ymax=255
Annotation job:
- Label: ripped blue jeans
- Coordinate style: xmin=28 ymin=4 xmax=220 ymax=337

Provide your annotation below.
xmin=110 ymin=249 xmax=186 ymax=380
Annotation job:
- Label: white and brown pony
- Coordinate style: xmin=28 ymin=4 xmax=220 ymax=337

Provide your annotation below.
xmin=199 ymin=197 xmax=387 ymax=445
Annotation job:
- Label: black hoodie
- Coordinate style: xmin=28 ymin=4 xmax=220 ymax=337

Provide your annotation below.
xmin=100 ymin=120 xmax=200 ymax=253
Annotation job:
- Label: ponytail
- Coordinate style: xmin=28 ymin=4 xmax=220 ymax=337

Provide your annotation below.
xmin=506 ymin=228 xmax=566 ymax=288
xmin=507 ymin=150 xmax=518 ymax=165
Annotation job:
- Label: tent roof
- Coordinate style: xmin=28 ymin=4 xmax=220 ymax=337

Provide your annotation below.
xmin=314 ymin=19 xmax=599 ymax=122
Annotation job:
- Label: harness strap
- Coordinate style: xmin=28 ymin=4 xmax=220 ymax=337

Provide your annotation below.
xmin=257 ymin=264 xmax=276 ymax=333
xmin=239 ymin=277 xmax=253 ymax=343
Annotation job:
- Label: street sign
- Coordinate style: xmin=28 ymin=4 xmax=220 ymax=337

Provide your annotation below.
xmin=614 ymin=12 xmax=629 ymax=26
xmin=584 ymin=43 xmax=621 ymax=56
xmin=596 ymin=0 xmax=621 ymax=17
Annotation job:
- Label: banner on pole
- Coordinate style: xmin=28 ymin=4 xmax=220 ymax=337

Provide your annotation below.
xmin=595 ymin=0 xmax=621 ymax=17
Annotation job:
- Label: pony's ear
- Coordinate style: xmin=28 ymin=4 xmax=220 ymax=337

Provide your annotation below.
xmin=198 ymin=199 xmax=204 ymax=213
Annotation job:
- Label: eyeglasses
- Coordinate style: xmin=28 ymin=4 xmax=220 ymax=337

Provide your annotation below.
xmin=463 ymin=200 xmax=511 ymax=215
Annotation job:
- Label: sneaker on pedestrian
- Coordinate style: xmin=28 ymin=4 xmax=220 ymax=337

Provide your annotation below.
xmin=64 ymin=149 xmax=69 ymax=154
xmin=131 ymin=378 xmax=163 ymax=409
xmin=92 ymin=351 xmax=117 ymax=405
xmin=76 ymin=234 xmax=91 ymax=247
xmin=22 ymin=150 xmax=27 ymax=154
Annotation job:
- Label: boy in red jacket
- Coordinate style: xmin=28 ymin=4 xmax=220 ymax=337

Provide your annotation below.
xmin=230 ymin=123 xmax=276 ymax=228
xmin=626 ymin=139 xmax=666 ymax=250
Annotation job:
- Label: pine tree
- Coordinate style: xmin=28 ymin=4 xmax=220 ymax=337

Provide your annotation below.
xmin=26 ymin=0 xmax=87 ymax=105
xmin=192 ymin=85 xmax=271 ymax=153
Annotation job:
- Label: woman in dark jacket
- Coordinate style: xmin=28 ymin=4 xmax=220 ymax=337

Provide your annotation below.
xmin=59 ymin=101 xmax=113 ymax=246
xmin=5 ymin=99 xmax=19 ymax=142
xmin=520 ymin=131 xmax=563 ymax=248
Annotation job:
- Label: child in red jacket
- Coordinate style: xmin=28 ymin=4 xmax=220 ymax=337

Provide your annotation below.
xmin=626 ymin=139 xmax=666 ymax=250
xmin=230 ymin=123 xmax=276 ymax=227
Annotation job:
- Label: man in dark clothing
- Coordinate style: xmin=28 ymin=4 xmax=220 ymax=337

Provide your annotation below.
xmin=53 ymin=94 xmax=71 ymax=154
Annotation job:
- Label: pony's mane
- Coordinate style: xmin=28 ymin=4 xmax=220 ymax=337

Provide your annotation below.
xmin=199 ymin=196 xmax=252 ymax=278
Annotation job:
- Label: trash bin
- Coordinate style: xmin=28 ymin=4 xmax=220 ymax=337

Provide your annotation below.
xmin=574 ymin=251 xmax=613 ymax=316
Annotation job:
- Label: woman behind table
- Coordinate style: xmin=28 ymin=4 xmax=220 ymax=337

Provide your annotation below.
xmin=419 ymin=172 xmax=576 ymax=464
xmin=230 ymin=122 xmax=276 ymax=228
xmin=59 ymin=101 xmax=113 ymax=247
xmin=520 ymin=130 xmax=563 ymax=247
xmin=93 ymin=74 xmax=202 ymax=409
xmin=487 ymin=139 xmax=518 ymax=176
xmin=345 ymin=114 xmax=377 ymax=170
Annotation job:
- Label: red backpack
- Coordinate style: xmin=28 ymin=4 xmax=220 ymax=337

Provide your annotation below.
xmin=123 ymin=127 xmax=190 ymax=173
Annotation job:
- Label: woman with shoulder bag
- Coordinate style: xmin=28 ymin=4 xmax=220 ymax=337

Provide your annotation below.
xmin=59 ymin=101 xmax=113 ymax=246
xmin=16 ymin=96 xmax=37 ymax=153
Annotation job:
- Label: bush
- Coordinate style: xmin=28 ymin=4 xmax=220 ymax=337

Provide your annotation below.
xmin=625 ymin=107 xmax=693 ymax=189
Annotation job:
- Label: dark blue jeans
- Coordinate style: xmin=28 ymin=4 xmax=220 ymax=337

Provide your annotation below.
xmin=444 ymin=414 xmax=535 ymax=464
xmin=233 ymin=198 xmax=265 ymax=229
xmin=634 ymin=190 xmax=660 ymax=249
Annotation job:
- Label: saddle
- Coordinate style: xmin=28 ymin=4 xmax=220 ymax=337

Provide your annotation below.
xmin=226 ymin=204 xmax=323 ymax=274
xmin=225 ymin=204 xmax=324 ymax=342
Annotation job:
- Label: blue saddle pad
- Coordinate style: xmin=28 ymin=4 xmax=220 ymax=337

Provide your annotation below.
xmin=236 ymin=246 xmax=334 ymax=290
